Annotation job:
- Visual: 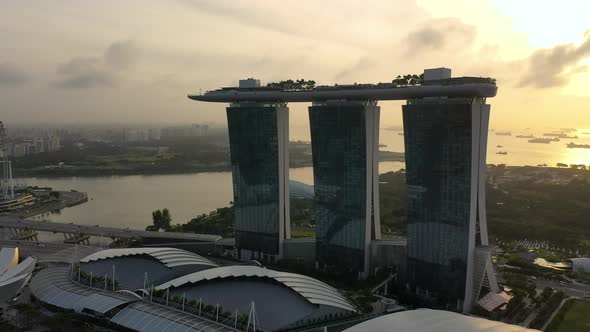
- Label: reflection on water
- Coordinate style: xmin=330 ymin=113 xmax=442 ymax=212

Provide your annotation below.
xmin=534 ymin=258 xmax=572 ymax=270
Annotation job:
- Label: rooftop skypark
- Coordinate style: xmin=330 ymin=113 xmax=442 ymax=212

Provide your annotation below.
xmin=189 ymin=70 xmax=497 ymax=103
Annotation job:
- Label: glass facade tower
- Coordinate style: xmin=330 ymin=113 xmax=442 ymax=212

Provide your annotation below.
xmin=403 ymin=98 xmax=492 ymax=312
xmin=309 ymin=101 xmax=381 ymax=277
xmin=226 ymin=103 xmax=290 ymax=262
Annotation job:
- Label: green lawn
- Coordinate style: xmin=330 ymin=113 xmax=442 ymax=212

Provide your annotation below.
xmin=547 ymin=299 xmax=590 ymax=332
xmin=291 ymin=227 xmax=315 ymax=238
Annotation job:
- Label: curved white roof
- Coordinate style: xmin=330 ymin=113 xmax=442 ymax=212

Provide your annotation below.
xmin=570 ymin=257 xmax=590 ymax=273
xmin=0 ymin=247 xmax=37 ymax=303
xmin=0 ymin=273 xmax=32 ymax=302
xmin=0 ymin=247 xmax=18 ymax=275
xmin=344 ymin=309 xmax=539 ymax=332
xmin=0 ymin=257 xmax=37 ymax=281
xmin=156 ymin=265 xmax=358 ymax=313
xmin=80 ymin=248 xmax=218 ymax=269
xmin=31 ymin=266 xmax=236 ymax=331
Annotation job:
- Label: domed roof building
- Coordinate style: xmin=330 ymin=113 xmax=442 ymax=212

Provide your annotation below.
xmin=569 ymin=257 xmax=590 ymax=273
xmin=344 ymin=309 xmax=539 ymax=332
xmin=79 ymin=248 xmax=217 ymax=290
xmin=156 ymin=265 xmax=359 ymax=330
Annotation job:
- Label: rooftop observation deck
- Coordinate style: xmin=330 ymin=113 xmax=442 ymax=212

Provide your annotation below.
xmin=188 ymin=77 xmax=497 ymax=103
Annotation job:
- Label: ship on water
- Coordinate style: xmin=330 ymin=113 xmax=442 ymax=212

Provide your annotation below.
xmin=516 ymin=134 xmax=534 ymax=138
xmin=567 ymin=142 xmax=590 ymax=149
xmin=529 ymin=138 xmax=553 ymax=144
xmin=496 ymin=131 xmax=511 ymax=136
xmin=496 ymin=151 xmax=508 ymax=155
xmin=543 ymin=133 xmax=578 ymax=139
xmin=560 ymin=128 xmax=577 ymax=133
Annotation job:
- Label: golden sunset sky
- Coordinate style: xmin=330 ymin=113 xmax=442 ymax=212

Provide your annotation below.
xmin=1 ymin=0 xmax=589 ymax=130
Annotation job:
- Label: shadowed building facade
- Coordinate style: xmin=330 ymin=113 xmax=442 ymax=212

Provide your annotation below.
xmin=309 ymin=101 xmax=381 ymax=277
xmin=227 ymin=102 xmax=290 ymax=262
xmin=403 ymin=96 xmax=496 ymax=312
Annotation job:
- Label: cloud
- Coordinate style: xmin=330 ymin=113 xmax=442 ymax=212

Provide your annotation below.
xmin=333 ymin=57 xmax=374 ymax=82
xmin=177 ymin=0 xmax=296 ymax=35
xmin=104 ymin=40 xmax=139 ymax=69
xmin=55 ymin=57 xmax=113 ymax=89
xmin=517 ymin=34 xmax=590 ymax=88
xmin=55 ymin=40 xmax=138 ymax=89
xmin=0 ymin=63 xmax=29 ymax=86
xmin=405 ymin=18 xmax=476 ymax=55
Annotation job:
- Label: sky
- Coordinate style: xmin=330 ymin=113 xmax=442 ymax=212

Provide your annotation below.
xmin=1 ymin=0 xmax=590 ymax=130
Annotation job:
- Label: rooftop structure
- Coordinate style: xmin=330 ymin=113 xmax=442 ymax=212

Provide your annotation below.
xmin=111 ymin=301 xmax=237 ymax=332
xmin=31 ymin=247 xmax=357 ymax=331
xmin=80 ymin=248 xmax=217 ymax=269
xmin=30 ymin=266 xmax=236 ymax=332
xmin=80 ymin=248 xmax=218 ymax=290
xmin=0 ymin=247 xmax=37 ymax=302
xmin=156 ymin=265 xmax=359 ymax=330
xmin=423 ymin=67 xmax=452 ymax=81
xmin=30 ymin=266 xmax=138 ymax=313
xmin=239 ymin=78 xmax=261 ymax=88
xmin=344 ymin=309 xmax=539 ymax=332
xmin=569 ymin=257 xmax=590 ymax=273
xmin=189 ymin=76 xmax=496 ymax=103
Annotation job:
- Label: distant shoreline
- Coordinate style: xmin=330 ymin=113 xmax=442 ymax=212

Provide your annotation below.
xmin=13 ymin=151 xmax=405 ymax=178
xmin=15 ymin=161 xmax=590 ymax=179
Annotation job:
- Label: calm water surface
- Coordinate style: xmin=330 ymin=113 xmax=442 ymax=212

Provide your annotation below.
xmin=20 ymin=162 xmax=405 ymax=229
xmin=17 ymin=127 xmax=590 ymax=229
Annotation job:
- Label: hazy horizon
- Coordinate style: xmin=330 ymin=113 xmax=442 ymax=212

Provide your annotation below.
xmin=2 ymin=0 xmax=590 ymax=129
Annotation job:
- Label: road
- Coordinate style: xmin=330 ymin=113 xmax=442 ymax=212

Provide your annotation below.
xmin=499 ymin=273 xmax=590 ymax=298
xmin=0 ymin=217 xmax=222 ymax=242
xmin=534 ymin=279 xmax=590 ymax=298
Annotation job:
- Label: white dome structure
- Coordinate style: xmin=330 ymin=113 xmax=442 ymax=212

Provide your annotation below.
xmin=156 ymin=265 xmax=359 ymax=330
xmin=0 ymin=247 xmax=37 ymax=302
xmin=79 ymin=248 xmax=217 ymax=290
xmin=569 ymin=257 xmax=590 ymax=273
xmin=344 ymin=309 xmax=539 ymax=332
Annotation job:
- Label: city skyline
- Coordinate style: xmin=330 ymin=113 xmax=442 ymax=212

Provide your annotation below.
xmin=1 ymin=2 xmax=589 ymax=331
xmin=1 ymin=0 xmax=590 ymax=130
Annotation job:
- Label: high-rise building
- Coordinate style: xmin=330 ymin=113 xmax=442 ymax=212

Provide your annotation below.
xmin=309 ymin=101 xmax=381 ymax=277
xmin=189 ymin=70 xmax=498 ymax=292
xmin=227 ymin=102 xmax=290 ymax=262
xmin=403 ymin=91 xmax=497 ymax=312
